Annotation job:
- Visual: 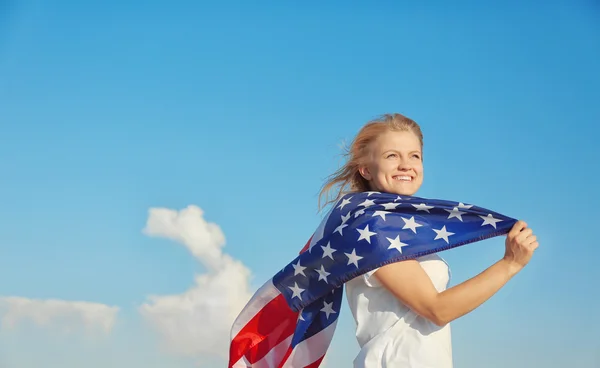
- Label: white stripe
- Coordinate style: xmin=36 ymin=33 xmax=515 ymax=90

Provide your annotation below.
xmin=281 ymin=319 xmax=338 ymax=367
xmin=231 ymin=355 xmax=251 ymax=368
xmin=230 ymin=279 xmax=281 ymax=339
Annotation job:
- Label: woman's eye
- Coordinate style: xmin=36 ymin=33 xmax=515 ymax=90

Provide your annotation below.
xmin=386 ymin=153 xmax=397 ymax=158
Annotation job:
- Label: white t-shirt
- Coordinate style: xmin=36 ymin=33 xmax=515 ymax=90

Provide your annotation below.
xmin=345 ymin=253 xmax=453 ymax=368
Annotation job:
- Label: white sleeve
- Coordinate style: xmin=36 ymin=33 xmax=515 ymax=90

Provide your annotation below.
xmin=363 ymin=268 xmax=382 ymax=288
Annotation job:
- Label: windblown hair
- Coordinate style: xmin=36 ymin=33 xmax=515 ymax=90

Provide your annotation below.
xmin=318 ymin=113 xmax=424 ymax=211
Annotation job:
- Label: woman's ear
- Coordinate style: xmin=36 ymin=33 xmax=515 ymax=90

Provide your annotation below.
xmin=358 ymin=166 xmax=372 ymax=181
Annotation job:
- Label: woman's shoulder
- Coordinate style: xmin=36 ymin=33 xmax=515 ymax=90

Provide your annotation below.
xmin=346 ymin=253 xmax=451 ymax=292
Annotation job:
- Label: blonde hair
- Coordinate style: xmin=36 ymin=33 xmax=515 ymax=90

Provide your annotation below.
xmin=318 ymin=113 xmax=424 ymax=211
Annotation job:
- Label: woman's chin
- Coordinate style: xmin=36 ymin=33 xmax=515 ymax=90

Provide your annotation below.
xmin=368 ymin=183 xmax=420 ymax=197
xmin=386 ymin=183 xmax=419 ymax=197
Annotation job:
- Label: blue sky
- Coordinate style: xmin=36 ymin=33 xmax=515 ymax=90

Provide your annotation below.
xmin=1 ymin=1 xmax=599 ymax=367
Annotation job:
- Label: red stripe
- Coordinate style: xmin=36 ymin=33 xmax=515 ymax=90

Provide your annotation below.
xmin=245 ymin=306 xmax=297 ymax=364
xmin=228 ymin=294 xmax=298 ymax=367
xmin=299 ymin=236 xmax=313 ymax=254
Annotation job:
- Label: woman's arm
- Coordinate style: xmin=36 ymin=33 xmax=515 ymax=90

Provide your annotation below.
xmin=374 ymin=220 xmax=538 ymax=326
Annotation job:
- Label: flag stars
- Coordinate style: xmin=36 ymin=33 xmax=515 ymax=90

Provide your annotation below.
xmin=315 ymin=265 xmax=331 ymax=283
xmin=445 ymin=207 xmax=466 ymax=222
xmin=289 ymin=282 xmax=305 ymax=300
xmin=337 ymin=197 xmax=352 ymax=211
xmin=341 ymin=212 xmax=351 ymax=224
xmin=433 ymin=225 xmax=455 ymax=244
xmin=381 ymin=202 xmax=400 ymax=210
xmin=345 ymin=248 xmax=363 ymax=267
xmin=358 ymin=199 xmax=376 ymax=208
xmin=321 ymin=242 xmax=337 ymax=260
xmin=357 ymin=225 xmax=377 ymax=243
xmin=480 ymin=214 xmax=502 ymax=229
xmin=334 ymin=223 xmax=348 ymax=236
xmin=354 ymin=209 xmax=366 ymax=218
xmin=402 ymin=216 xmax=422 ymax=234
xmin=365 ymin=191 xmax=380 ymax=197
xmin=321 ymin=301 xmax=337 ymax=319
xmin=387 ymin=235 xmax=409 ymax=254
xmin=412 ymin=203 xmax=434 ymax=212
xmin=372 ymin=210 xmax=391 ymax=221
xmin=458 ymin=202 xmax=473 ymax=209
xmin=292 ymin=260 xmax=307 ymax=277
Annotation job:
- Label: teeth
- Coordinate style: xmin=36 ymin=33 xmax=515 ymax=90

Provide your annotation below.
xmin=394 ymin=176 xmax=412 ymax=181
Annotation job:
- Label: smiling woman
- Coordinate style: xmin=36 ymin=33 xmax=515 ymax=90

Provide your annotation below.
xmin=228 ymin=113 xmax=540 ymax=368
xmin=319 ymin=114 xmax=424 ymax=208
xmin=317 ymin=113 xmax=539 ymax=368
xmin=357 ymin=129 xmax=423 ymax=196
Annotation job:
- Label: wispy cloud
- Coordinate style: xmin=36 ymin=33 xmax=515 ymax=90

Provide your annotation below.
xmin=0 ymin=296 xmax=119 ymax=335
xmin=139 ymin=205 xmax=253 ymax=362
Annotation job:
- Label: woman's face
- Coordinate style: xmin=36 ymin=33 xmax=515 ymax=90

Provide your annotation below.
xmin=359 ymin=130 xmax=423 ymax=196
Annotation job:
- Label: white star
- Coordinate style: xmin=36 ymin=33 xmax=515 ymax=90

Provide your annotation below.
xmin=433 ymin=225 xmax=455 ymax=244
xmin=334 ymin=223 xmax=348 ymax=235
xmin=381 ymin=202 xmax=400 ymax=210
xmin=321 ymin=242 xmax=337 ymax=260
xmin=341 ymin=212 xmax=351 ymax=224
xmin=458 ymin=202 xmax=473 ymax=209
xmin=298 ymin=313 xmax=305 ymax=321
xmin=321 ymin=301 xmax=337 ymax=319
xmin=354 ymin=209 xmax=366 ymax=218
xmin=315 ymin=265 xmax=331 ymax=283
xmin=337 ymin=197 xmax=352 ymax=210
xmin=373 ymin=210 xmax=391 ymax=220
xmin=292 ymin=260 xmax=307 ymax=276
xmin=394 ymin=196 xmax=402 ymax=202
xmin=365 ymin=191 xmax=380 ymax=197
xmin=402 ymin=216 xmax=422 ymax=234
xmin=289 ymin=282 xmax=304 ymax=300
xmin=359 ymin=199 xmax=376 ymax=208
xmin=345 ymin=248 xmax=363 ymax=267
xmin=480 ymin=214 xmax=502 ymax=229
xmin=387 ymin=235 xmax=409 ymax=253
xmin=357 ymin=225 xmax=377 ymax=243
xmin=445 ymin=207 xmax=466 ymax=222
xmin=412 ymin=203 xmax=434 ymax=212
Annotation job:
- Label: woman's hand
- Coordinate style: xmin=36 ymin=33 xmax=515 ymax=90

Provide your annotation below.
xmin=503 ymin=220 xmax=539 ymax=274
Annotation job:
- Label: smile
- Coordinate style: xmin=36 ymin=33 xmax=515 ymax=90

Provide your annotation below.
xmin=393 ymin=175 xmax=413 ymax=182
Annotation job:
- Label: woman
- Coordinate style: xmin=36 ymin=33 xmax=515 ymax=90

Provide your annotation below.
xmin=318 ymin=113 xmax=539 ymax=367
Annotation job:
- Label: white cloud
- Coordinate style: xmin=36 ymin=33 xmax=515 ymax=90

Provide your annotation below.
xmin=139 ymin=205 xmax=253 ymax=361
xmin=0 ymin=296 xmax=119 ymax=336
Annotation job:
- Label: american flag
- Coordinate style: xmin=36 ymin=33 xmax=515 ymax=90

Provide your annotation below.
xmin=228 ymin=191 xmax=517 ymax=367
